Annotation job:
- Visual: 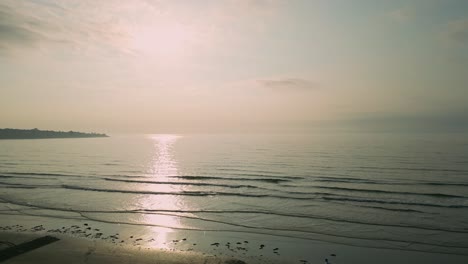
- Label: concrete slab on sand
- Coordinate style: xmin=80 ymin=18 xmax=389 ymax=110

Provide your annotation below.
xmin=0 ymin=235 xmax=60 ymax=262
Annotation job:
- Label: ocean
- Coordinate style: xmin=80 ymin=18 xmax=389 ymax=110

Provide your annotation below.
xmin=1 ymin=133 xmax=467 ymax=261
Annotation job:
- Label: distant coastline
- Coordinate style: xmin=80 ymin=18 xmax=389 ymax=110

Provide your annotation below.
xmin=0 ymin=128 xmax=108 ymax=139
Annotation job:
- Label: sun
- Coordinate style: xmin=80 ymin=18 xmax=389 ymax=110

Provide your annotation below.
xmin=130 ymin=22 xmax=191 ymax=59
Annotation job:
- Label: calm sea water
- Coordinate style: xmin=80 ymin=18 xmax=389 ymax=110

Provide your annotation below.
xmin=1 ymin=133 xmax=467 ymax=256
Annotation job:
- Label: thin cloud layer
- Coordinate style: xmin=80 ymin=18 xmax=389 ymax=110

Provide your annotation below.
xmin=259 ymin=78 xmax=317 ymax=91
xmin=447 ymin=19 xmax=468 ymax=45
xmin=0 ymin=1 xmax=130 ymax=55
xmin=0 ymin=3 xmax=46 ymax=50
xmin=1 ymin=1 xmax=468 ymax=133
xmin=386 ymin=8 xmax=414 ymax=23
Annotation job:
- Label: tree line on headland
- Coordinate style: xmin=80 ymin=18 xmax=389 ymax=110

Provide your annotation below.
xmin=0 ymin=128 xmax=108 ymax=139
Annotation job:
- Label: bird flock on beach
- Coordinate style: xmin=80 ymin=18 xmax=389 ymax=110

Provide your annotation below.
xmin=0 ymin=223 xmax=338 ymax=263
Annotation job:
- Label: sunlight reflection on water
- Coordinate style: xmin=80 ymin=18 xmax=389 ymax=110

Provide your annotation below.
xmin=139 ymin=134 xmax=186 ymax=248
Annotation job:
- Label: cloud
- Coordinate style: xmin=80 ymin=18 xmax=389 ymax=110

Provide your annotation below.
xmin=258 ymin=78 xmax=317 ymax=91
xmin=0 ymin=3 xmax=46 ymax=50
xmin=386 ymin=8 xmax=413 ymax=23
xmin=0 ymin=1 xmax=130 ymax=55
xmin=0 ymin=0 xmax=283 ymax=57
xmin=384 ymin=2 xmax=438 ymax=24
xmin=446 ymin=19 xmax=468 ymax=45
xmin=346 ymin=110 xmax=468 ymax=133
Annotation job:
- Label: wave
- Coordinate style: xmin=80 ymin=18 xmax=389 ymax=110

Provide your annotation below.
xmin=422 ymin=182 xmax=468 ymax=187
xmin=0 ymin=181 xmax=59 ymax=189
xmin=105 ymin=178 xmax=348 ymax=197
xmin=216 ymin=168 xmax=284 ymax=175
xmin=313 ymin=176 xmax=468 ymax=187
xmin=1 ymin=195 xmax=467 ymax=235
xmin=103 ymin=174 xmax=148 ymax=179
xmin=354 ymin=166 xmax=468 ymax=173
xmin=313 ymin=186 xmax=468 ymax=199
xmin=323 ymin=197 xmax=468 ymax=208
xmin=169 ymin=175 xmax=290 ymax=184
xmin=227 ymin=173 xmax=304 ymax=180
xmin=0 ymin=185 xmax=36 ymax=189
xmin=10 ymin=171 xmax=466 ymax=189
xmin=3 ymin=179 xmax=466 ymax=209
xmin=3 ymin=172 xmax=466 ymax=208
xmin=315 ymin=176 xmax=384 ymax=184
xmin=103 ymin=174 xmax=296 ymax=184
xmin=61 ymin=185 xmax=311 ymax=200
xmin=355 ymin=205 xmax=432 ymax=214
xmin=104 ymin=178 xmax=264 ymax=189
xmin=2 ymin=172 xmax=83 ymax=178
xmin=0 ymin=181 xmax=35 ymax=186
xmin=314 ymin=178 xmax=380 ymax=184
xmin=0 ymin=179 xmax=330 ymax=199
xmin=8 ymin=182 xmax=465 ymax=210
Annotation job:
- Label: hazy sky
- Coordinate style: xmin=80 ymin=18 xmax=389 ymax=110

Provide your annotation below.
xmin=1 ymin=0 xmax=467 ymax=133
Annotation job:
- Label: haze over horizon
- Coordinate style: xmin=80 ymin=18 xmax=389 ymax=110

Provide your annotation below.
xmin=1 ymin=0 xmax=468 ymax=134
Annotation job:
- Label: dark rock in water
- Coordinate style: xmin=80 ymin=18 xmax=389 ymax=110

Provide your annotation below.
xmin=331 ymin=254 xmax=336 ymax=256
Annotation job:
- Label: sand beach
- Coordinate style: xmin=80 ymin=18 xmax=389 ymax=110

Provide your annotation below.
xmin=1 ymin=215 xmax=468 ymax=264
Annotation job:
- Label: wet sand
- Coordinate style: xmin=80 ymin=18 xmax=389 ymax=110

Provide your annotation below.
xmin=1 ymin=218 xmax=468 ymax=264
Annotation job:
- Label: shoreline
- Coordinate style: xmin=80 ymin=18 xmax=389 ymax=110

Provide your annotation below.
xmin=1 ymin=215 xmax=468 ymax=264
xmin=0 ymin=128 xmax=108 ymax=140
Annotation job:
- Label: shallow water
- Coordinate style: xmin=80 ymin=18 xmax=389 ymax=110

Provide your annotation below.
xmin=1 ymin=133 xmax=467 ymax=257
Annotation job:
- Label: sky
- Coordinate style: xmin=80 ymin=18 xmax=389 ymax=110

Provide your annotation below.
xmin=1 ymin=0 xmax=467 ymax=133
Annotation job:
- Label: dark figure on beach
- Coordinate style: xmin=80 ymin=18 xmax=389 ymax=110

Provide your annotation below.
xmin=325 ymin=258 xmax=330 ymax=264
